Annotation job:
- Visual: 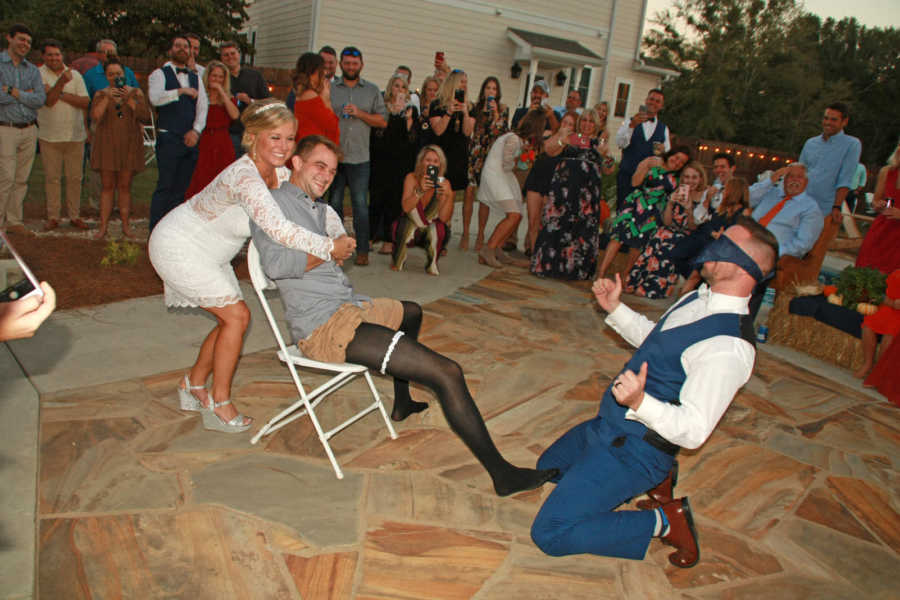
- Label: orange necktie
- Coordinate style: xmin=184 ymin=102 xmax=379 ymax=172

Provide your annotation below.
xmin=759 ymin=195 xmax=792 ymax=227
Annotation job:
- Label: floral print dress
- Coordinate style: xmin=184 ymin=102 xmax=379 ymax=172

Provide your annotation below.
xmin=467 ymin=106 xmax=510 ymax=186
xmin=625 ymin=198 xmax=694 ymax=298
xmin=530 ymin=147 xmax=607 ymax=280
xmin=609 ymin=165 xmax=677 ymax=248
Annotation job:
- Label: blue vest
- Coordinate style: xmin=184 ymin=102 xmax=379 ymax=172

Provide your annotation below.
xmin=598 ymin=292 xmax=743 ymax=444
xmin=619 ymin=121 xmax=667 ymax=179
xmin=157 ymin=65 xmax=198 ymax=136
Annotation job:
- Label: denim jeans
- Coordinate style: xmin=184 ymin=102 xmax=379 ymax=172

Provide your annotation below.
xmin=328 ymin=161 xmax=371 ymax=255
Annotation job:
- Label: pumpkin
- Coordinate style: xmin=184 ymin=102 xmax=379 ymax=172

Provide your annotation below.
xmin=856 ymin=302 xmax=878 ymax=315
xmin=827 ymin=293 xmax=843 ymax=305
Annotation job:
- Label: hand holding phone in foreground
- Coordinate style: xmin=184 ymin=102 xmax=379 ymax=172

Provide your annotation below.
xmin=0 ymin=282 xmax=55 ymax=341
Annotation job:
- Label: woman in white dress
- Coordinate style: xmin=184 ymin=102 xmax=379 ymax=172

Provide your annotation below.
xmin=149 ymin=100 xmax=355 ymax=432
xmin=476 ymin=111 xmax=547 ymax=268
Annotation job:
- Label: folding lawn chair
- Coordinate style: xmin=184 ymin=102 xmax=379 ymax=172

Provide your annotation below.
xmin=246 ymin=242 xmax=398 ymax=478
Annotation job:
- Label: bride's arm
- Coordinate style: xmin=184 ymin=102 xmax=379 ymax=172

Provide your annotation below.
xmin=231 ymin=163 xmax=335 ymax=260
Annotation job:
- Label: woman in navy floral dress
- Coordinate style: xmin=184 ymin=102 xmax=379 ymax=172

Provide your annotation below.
xmin=596 ymin=146 xmax=691 ymax=279
xmin=529 ymin=148 xmax=607 ymax=279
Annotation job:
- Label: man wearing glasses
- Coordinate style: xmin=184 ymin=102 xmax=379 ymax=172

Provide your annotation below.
xmin=327 ymin=46 xmax=387 ymax=266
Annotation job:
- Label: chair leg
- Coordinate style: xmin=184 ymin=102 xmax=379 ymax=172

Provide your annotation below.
xmin=365 ymin=371 xmax=398 ymax=440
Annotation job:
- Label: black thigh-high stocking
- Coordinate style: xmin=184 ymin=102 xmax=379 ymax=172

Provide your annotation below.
xmin=388 ymin=301 xmax=428 ymax=420
xmin=344 ymin=322 xmax=558 ymax=496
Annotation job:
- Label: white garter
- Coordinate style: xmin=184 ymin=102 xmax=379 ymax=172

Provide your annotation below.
xmin=380 ymin=331 xmax=405 ymax=375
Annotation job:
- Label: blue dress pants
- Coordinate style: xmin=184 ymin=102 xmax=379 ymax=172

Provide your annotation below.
xmin=328 ymin=161 xmax=371 ymax=255
xmin=149 ymin=132 xmax=198 ymax=231
xmin=531 ymin=417 xmax=672 ymax=560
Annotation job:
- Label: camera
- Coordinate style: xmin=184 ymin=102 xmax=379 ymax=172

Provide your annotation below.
xmin=454 ymin=88 xmax=465 ymax=103
xmin=114 ymin=76 xmax=126 ymax=89
xmin=426 ymin=164 xmax=439 ymax=186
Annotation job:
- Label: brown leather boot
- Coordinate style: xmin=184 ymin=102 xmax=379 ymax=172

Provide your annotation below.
xmin=660 ymin=497 xmax=700 ymax=568
xmin=636 ymin=460 xmax=678 ymax=510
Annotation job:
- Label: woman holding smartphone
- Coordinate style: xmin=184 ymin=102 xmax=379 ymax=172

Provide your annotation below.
xmin=428 ymin=70 xmax=474 ymax=196
xmin=90 ymin=57 xmax=150 ymax=240
xmin=460 ymin=76 xmax=508 ymax=251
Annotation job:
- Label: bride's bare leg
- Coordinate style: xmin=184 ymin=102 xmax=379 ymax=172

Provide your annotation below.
xmin=203 ymin=301 xmax=252 ymax=423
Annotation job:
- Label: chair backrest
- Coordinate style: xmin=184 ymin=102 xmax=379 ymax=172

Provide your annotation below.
xmin=247 ymin=241 xmax=294 ymax=357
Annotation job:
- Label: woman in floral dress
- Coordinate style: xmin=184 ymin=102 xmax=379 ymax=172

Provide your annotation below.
xmin=461 ymin=76 xmax=508 ymax=250
xmin=596 ymin=146 xmax=692 ymax=279
xmin=625 ymin=161 xmax=708 ymax=298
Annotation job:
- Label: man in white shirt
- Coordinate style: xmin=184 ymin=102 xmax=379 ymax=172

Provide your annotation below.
xmin=615 ymin=88 xmax=671 ymax=205
xmin=147 ymin=34 xmax=208 ymax=230
xmin=531 ymin=217 xmax=778 ymax=569
xmin=36 ymin=39 xmax=90 ymax=231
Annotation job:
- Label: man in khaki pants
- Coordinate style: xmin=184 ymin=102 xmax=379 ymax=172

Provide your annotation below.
xmin=0 ymin=23 xmax=45 ymax=234
xmin=37 ymin=39 xmax=90 ymax=231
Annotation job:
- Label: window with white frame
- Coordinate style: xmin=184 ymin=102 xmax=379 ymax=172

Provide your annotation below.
xmin=613 ymin=79 xmax=632 ymax=118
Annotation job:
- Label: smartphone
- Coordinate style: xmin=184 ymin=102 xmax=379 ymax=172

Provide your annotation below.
xmin=454 ymin=88 xmax=465 ymax=103
xmin=114 ymin=75 xmax=126 ymax=89
xmin=541 ymin=97 xmax=551 ymax=108
xmin=435 ymin=51 xmax=445 ymax=63
xmin=639 ymin=104 xmax=648 ymax=114
xmin=0 ymin=231 xmax=43 ymax=302
xmin=426 ymin=164 xmax=439 ymax=186
xmin=887 ymin=198 xmax=894 ymax=208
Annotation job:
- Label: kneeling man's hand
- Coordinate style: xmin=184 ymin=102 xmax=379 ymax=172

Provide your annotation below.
xmin=593 ymin=273 xmax=621 ymax=313
xmin=331 ymin=235 xmax=356 ymax=261
xmin=612 ymin=361 xmax=647 ymax=410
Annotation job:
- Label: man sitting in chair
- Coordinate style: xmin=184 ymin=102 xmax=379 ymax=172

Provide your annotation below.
xmin=250 ymin=134 xmax=557 ymax=497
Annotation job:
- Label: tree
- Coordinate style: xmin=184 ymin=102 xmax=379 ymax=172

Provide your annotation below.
xmin=2 ymin=0 xmax=252 ymax=60
xmin=643 ymin=0 xmax=900 ymax=164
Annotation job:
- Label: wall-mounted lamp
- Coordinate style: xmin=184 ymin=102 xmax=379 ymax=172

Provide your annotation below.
xmin=510 ymin=63 xmax=523 ymax=79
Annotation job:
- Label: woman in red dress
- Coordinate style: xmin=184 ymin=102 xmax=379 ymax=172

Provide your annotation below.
xmin=185 ymin=60 xmax=239 ymax=199
xmin=862 ymin=269 xmax=900 ymax=406
xmin=292 ymin=52 xmax=339 ymax=145
xmin=856 ymin=140 xmax=900 ymax=274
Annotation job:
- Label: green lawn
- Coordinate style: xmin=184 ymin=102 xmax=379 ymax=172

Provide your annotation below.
xmin=24 ymin=151 xmax=158 ymax=219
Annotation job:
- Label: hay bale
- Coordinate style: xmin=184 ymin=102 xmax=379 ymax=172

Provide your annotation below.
xmin=768 ymin=292 xmax=863 ymax=371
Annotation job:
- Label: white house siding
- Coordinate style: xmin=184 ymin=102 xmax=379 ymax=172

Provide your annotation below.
xmin=246 ymin=0 xmax=314 ymax=68
xmin=245 ymin=0 xmax=665 ymax=137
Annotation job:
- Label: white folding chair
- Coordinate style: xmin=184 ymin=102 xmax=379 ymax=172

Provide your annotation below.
xmin=246 ymin=242 xmax=398 ymax=479
xmin=142 ymin=109 xmax=157 ymax=166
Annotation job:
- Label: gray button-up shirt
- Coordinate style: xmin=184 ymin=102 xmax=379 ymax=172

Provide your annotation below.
xmin=0 ymin=51 xmax=46 ymax=124
xmin=250 ymin=181 xmax=370 ymax=342
xmin=329 ymin=77 xmax=386 ymax=164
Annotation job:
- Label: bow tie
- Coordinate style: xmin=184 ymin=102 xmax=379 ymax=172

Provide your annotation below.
xmin=176 ymin=67 xmax=190 ymax=74
xmin=647 ymin=117 xmax=656 ymax=123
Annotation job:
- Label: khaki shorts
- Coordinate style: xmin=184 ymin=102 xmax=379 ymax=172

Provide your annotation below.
xmin=298 ymin=298 xmax=403 ymax=363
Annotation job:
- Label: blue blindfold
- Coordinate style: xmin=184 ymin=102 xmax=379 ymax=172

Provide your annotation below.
xmin=693 ymin=235 xmax=772 ymax=283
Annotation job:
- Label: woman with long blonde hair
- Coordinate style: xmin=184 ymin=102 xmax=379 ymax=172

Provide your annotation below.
xmin=371 ymin=73 xmax=419 ymax=254
xmin=428 ymin=69 xmax=475 ymax=194
xmin=149 ymin=100 xmax=355 ymax=433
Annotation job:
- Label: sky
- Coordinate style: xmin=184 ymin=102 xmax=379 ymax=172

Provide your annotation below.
xmin=645 ymin=0 xmax=900 ymax=30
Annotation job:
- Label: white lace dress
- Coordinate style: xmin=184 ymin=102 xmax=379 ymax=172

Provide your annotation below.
xmin=477 ymin=132 xmax=524 ymax=214
xmin=148 ymin=155 xmax=335 ymax=308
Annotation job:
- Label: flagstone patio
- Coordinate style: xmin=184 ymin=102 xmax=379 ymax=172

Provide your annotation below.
xmin=34 ymin=269 xmax=900 ymax=599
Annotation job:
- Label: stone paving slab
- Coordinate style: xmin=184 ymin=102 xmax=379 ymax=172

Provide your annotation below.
xmin=17 ymin=265 xmax=900 ymax=598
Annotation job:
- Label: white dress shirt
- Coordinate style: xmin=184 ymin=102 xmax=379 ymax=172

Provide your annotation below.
xmin=605 ymin=285 xmax=755 ymax=449
xmin=615 ymin=118 xmax=671 ymax=152
xmin=148 ymin=61 xmax=208 ymax=134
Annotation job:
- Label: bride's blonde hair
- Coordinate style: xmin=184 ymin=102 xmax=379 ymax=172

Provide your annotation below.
xmin=240 ymin=99 xmax=296 ymax=151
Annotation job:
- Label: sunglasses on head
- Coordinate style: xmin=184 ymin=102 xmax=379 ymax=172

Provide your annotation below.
xmin=341 ymin=49 xmax=361 ymax=57
xmin=450 ymin=69 xmax=464 ymax=75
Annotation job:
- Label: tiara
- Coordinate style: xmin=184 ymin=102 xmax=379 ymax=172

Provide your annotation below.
xmin=255 ymin=101 xmax=287 ymax=114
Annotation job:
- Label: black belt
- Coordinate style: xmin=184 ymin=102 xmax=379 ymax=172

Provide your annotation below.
xmin=0 ymin=120 xmax=35 ymax=129
xmin=642 ymin=430 xmax=680 ymax=456
xmin=610 ymin=431 xmax=680 ymax=456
